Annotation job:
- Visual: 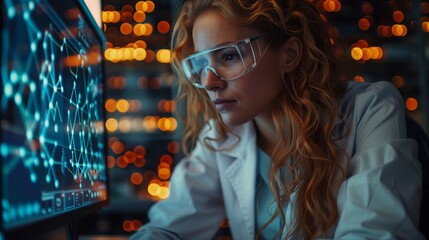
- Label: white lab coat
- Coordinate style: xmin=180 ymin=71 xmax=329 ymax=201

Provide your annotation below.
xmin=130 ymin=81 xmax=424 ymax=240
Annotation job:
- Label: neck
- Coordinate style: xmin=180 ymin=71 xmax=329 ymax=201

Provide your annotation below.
xmin=254 ymin=115 xmax=277 ymax=157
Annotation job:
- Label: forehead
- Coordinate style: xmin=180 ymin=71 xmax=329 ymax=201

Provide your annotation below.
xmin=192 ymin=9 xmax=256 ymax=52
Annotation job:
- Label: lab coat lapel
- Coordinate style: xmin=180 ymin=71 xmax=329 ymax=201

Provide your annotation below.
xmin=218 ymin=122 xmax=258 ymax=239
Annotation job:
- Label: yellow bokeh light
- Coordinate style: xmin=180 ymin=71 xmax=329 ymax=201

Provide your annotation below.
xmin=143 ymin=23 xmax=153 ymax=36
xmin=156 ymin=49 xmax=171 ymax=63
xmin=102 ymin=11 xmax=107 ymax=22
xmin=392 ymin=24 xmax=406 ymax=36
xmin=158 ymin=186 xmax=170 ymax=199
xmin=134 ymin=48 xmax=147 ymax=61
xmin=145 ymin=1 xmax=155 ymax=13
xmin=119 ymin=117 xmax=132 ymax=133
xmin=117 ymin=99 xmax=130 ymax=113
xmin=135 ymin=1 xmax=145 ymax=11
xmin=143 ymin=116 xmax=158 ymax=132
xmin=108 ymin=11 xmax=114 ymax=22
xmin=105 ymin=118 xmax=118 ymax=132
xmin=369 ymin=47 xmax=379 ymax=59
xmin=133 ymin=23 xmax=146 ymax=36
xmin=351 ymin=47 xmax=363 ymax=60
xmin=148 ymin=183 xmax=161 ymax=196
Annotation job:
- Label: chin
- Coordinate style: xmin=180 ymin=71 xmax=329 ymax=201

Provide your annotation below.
xmin=220 ymin=114 xmax=251 ymax=127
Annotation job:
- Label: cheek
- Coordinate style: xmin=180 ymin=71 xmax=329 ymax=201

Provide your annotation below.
xmin=245 ymin=60 xmax=283 ymax=95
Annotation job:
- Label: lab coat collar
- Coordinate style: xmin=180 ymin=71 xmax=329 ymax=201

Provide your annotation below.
xmin=217 ymin=121 xmax=258 ymax=239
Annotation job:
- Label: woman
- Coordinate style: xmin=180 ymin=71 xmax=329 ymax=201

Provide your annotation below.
xmin=131 ymin=0 xmax=423 ymax=239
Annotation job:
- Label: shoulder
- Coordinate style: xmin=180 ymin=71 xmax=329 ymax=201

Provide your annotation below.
xmin=341 ymin=81 xmax=404 ymax=118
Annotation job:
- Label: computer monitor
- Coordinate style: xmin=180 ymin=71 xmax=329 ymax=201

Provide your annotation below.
xmin=1 ymin=0 xmax=108 ymax=239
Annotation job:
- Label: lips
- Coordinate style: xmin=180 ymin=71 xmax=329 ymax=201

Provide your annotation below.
xmin=212 ymin=98 xmax=237 ymax=111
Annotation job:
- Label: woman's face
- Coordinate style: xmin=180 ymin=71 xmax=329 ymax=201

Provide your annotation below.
xmin=192 ymin=9 xmax=284 ymax=126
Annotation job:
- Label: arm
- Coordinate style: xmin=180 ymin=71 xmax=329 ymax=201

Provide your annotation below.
xmin=333 ymin=82 xmax=424 ymax=239
xmin=130 ymin=138 xmax=225 ymax=240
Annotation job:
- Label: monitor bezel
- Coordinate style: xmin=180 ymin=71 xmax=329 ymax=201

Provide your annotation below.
xmin=0 ymin=0 xmax=109 ymax=239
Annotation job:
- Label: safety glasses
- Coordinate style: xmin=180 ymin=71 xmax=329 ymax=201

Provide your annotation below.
xmin=181 ymin=32 xmax=272 ymax=88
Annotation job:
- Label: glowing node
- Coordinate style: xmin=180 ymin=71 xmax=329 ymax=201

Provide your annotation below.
xmin=14 ymin=93 xmax=22 ymax=105
xmin=31 ymin=42 xmax=37 ymax=52
xmin=10 ymin=70 xmax=18 ymax=82
xmin=54 ymin=124 xmax=58 ymax=132
xmin=22 ymin=73 xmax=28 ymax=83
xmin=35 ymin=112 xmax=40 ymax=120
xmin=49 ymin=158 xmax=54 ymax=166
xmin=40 ymin=136 xmax=45 ymax=144
xmin=8 ymin=6 xmax=16 ymax=18
xmin=55 ymin=180 xmax=59 ymax=188
xmin=44 ymin=120 xmax=49 ymax=127
xmin=49 ymin=102 xmax=53 ymax=109
xmin=30 ymin=82 xmax=36 ymax=92
xmin=43 ymin=41 xmax=47 ymax=50
xmin=29 ymin=1 xmax=35 ymax=10
xmin=23 ymin=11 xmax=30 ymax=20
xmin=4 ymin=83 xmax=13 ymax=97
xmin=1 ymin=144 xmax=8 ymax=157
xmin=46 ymin=175 xmax=51 ymax=183
xmin=30 ymin=173 xmax=37 ymax=183
xmin=26 ymin=130 xmax=33 ymax=140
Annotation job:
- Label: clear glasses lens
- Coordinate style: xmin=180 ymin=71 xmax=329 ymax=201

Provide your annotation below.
xmin=182 ymin=38 xmax=259 ymax=88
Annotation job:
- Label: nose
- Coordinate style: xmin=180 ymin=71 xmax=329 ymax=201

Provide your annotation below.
xmin=202 ymin=67 xmax=226 ymax=92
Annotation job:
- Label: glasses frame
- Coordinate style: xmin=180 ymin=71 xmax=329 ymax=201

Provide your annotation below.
xmin=181 ymin=32 xmax=273 ymax=88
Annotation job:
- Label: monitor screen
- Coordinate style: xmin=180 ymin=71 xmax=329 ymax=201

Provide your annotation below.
xmin=1 ymin=0 xmax=108 ymax=238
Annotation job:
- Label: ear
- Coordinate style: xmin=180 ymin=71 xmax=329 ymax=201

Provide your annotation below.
xmin=280 ymin=36 xmax=302 ymax=73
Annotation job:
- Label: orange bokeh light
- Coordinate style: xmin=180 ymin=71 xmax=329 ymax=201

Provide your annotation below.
xmin=393 ymin=11 xmax=404 ymax=23
xmin=157 ymin=21 xmax=170 ymax=34
xmin=131 ymin=172 xmax=144 ymax=185
xmin=405 ymin=98 xmax=418 ymax=111
xmin=358 ymin=18 xmax=370 ymax=31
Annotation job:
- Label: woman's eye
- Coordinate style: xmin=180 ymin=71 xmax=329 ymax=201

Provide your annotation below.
xmin=222 ymin=52 xmax=240 ymax=62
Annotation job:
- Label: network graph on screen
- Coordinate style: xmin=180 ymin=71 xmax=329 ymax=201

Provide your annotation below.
xmin=1 ymin=0 xmax=107 ymax=231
